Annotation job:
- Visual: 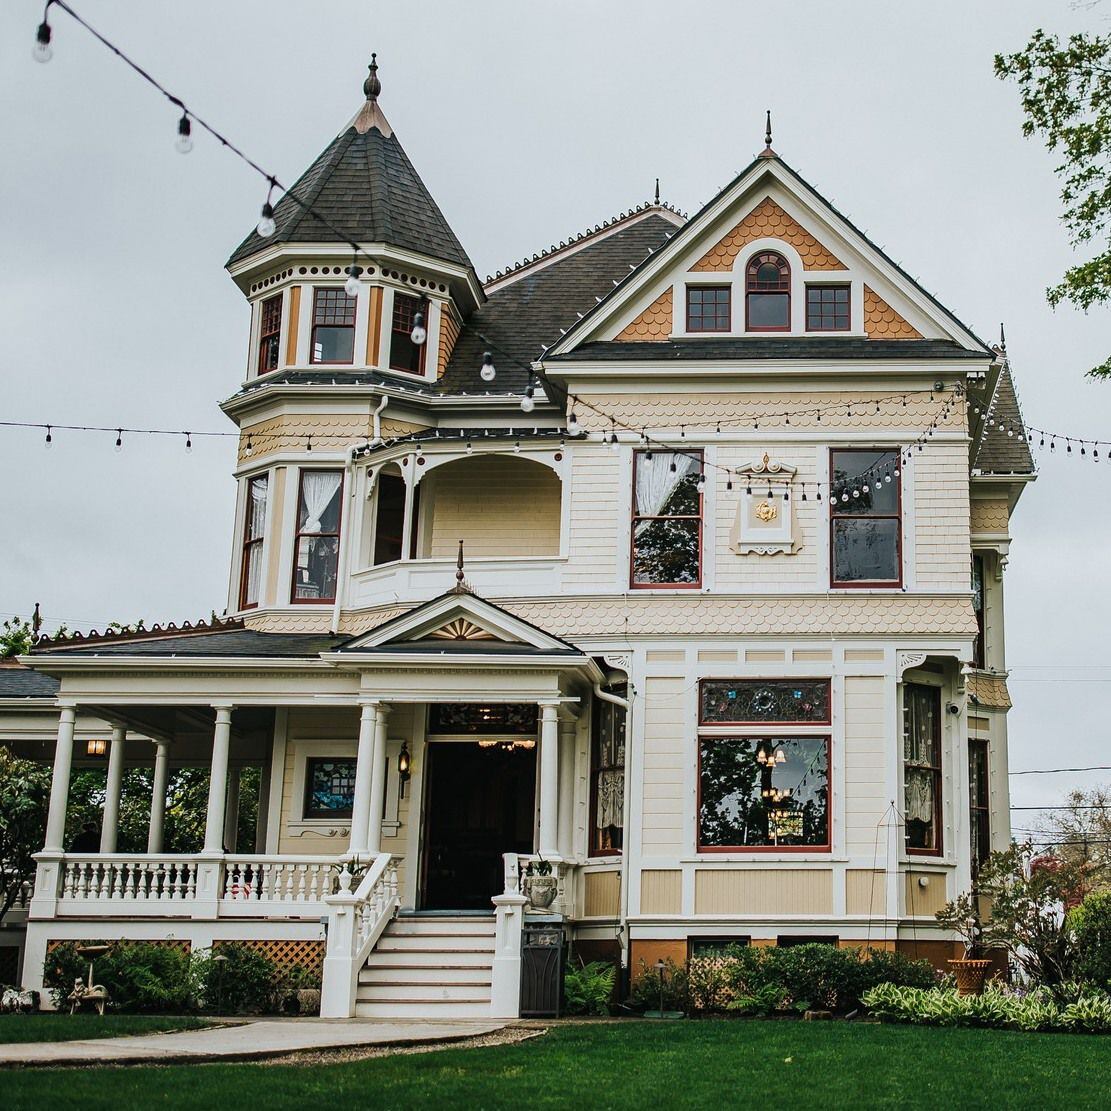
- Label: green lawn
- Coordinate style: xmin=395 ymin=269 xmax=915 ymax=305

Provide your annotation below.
xmin=0 ymin=1013 xmax=209 ymax=1044
xmin=2 ymin=1020 xmax=1109 ymax=1109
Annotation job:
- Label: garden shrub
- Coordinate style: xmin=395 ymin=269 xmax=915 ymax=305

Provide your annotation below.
xmin=196 ymin=942 xmax=278 ymax=1014
xmin=862 ymin=982 xmax=1111 ymax=1033
xmin=1069 ymin=891 xmax=1111 ymax=991
xmin=563 ymin=960 xmax=616 ymax=1016
xmin=725 ymin=983 xmax=788 ymax=1017
xmin=629 ymin=959 xmax=689 ymax=1011
xmin=44 ymin=941 xmax=198 ymax=1012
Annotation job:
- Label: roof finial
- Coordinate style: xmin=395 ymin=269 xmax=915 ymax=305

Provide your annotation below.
xmin=363 ymin=53 xmax=381 ymax=101
xmin=999 ymin=321 xmax=1007 ymax=353
xmin=654 ymin=177 xmax=660 ymax=205
xmin=454 ymin=539 xmax=466 ymax=590
xmin=759 ymin=109 xmax=776 ymax=158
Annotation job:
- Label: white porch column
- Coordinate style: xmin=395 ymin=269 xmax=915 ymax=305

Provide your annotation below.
xmin=365 ymin=704 xmax=390 ymax=855
xmin=557 ymin=719 xmax=576 ymax=858
xmin=203 ymin=706 xmax=234 ymax=854
xmin=43 ymin=706 xmax=77 ymax=852
xmin=100 ymin=725 xmax=127 ymax=853
xmin=223 ymin=765 xmax=242 ymax=854
xmin=538 ymin=701 xmax=560 ymax=860
xmin=348 ymin=701 xmax=378 ymax=857
xmin=147 ymin=740 xmax=171 ymax=853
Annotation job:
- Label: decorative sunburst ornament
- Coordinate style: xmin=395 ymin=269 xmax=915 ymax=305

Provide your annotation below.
xmin=425 ymin=618 xmax=497 ymax=641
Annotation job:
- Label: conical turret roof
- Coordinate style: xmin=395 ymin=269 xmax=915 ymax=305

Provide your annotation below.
xmin=228 ymin=56 xmax=474 ymax=272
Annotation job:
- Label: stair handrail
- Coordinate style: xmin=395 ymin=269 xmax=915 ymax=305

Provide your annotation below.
xmin=319 ymin=852 xmax=399 ymax=1018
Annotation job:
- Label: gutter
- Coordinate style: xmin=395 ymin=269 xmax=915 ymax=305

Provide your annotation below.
xmin=331 ymin=395 xmax=389 ymax=635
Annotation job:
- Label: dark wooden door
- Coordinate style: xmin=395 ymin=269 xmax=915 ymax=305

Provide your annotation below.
xmin=421 ymin=742 xmax=536 ymax=910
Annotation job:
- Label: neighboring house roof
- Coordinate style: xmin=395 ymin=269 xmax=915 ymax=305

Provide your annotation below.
xmin=970 ymin=363 xmax=1035 ymax=475
xmin=546 ymin=338 xmax=987 ymax=364
xmin=0 ymin=663 xmax=59 ymax=698
xmin=227 ymin=60 xmax=474 ymax=274
xmin=31 ymin=630 xmax=345 ymax=659
xmin=440 ymin=211 xmax=682 ymax=394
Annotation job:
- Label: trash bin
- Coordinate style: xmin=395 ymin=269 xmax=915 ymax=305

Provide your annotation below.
xmin=520 ymin=925 xmax=563 ymax=1017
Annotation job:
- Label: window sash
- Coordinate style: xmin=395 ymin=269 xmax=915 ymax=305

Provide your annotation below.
xmin=972 ymin=555 xmax=986 ymax=668
xmin=829 ymin=449 xmax=902 ymax=586
xmin=969 ymin=739 xmax=990 ymax=872
xmin=904 ymin=683 xmax=942 ymax=855
xmin=290 ymin=470 xmax=343 ymax=604
xmin=257 ymin=294 xmax=283 ymax=374
xmin=591 ymin=692 xmax=626 ymax=855
xmin=805 ymin=285 xmax=850 ymax=331
xmin=685 ymin=286 xmax=731 ymax=332
xmin=310 ymin=288 xmax=355 ymax=364
xmin=389 ymin=293 xmax=428 ymax=374
xmin=630 ymin=450 xmax=703 ymax=588
xmin=239 ymin=475 xmax=268 ymax=610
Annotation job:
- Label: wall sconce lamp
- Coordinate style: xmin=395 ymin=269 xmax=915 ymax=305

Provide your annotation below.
xmin=86 ymin=739 xmax=107 ymax=757
xmin=398 ymin=743 xmax=411 ymax=798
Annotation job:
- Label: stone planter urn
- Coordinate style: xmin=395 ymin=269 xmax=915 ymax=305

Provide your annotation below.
xmin=524 ymin=874 xmax=558 ymax=911
xmin=948 ymin=958 xmax=992 ymax=996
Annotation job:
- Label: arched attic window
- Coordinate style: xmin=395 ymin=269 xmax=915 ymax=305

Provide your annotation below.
xmin=745 ymin=251 xmax=791 ymax=331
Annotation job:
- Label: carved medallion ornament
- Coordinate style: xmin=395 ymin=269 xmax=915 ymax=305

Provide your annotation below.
xmin=730 ymin=453 xmax=798 ymax=556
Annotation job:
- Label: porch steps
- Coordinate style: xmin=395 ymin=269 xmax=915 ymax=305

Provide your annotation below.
xmin=354 ymin=915 xmax=497 ymax=1019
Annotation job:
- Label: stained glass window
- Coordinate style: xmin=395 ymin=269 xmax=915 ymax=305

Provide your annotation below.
xmin=700 ymin=679 xmax=831 ymax=725
xmin=698 ymin=737 xmax=830 ymax=849
xmin=428 ymin=703 xmax=539 ymax=734
xmin=303 ymin=758 xmax=357 ymax=819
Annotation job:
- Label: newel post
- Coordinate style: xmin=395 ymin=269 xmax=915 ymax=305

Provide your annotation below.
xmin=490 ymin=853 xmax=527 ymax=1019
xmin=320 ymin=867 xmax=360 ymax=1018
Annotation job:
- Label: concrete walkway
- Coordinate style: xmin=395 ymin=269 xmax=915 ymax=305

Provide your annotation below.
xmin=0 ymin=1018 xmax=508 ymax=1068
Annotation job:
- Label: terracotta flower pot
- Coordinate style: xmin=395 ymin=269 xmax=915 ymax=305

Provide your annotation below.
xmin=948 ymin=958 xmax=992 ymax=996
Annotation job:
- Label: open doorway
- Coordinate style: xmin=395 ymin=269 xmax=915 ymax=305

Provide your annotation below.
xmin=420 ymin=741 xmax=536 ymax=911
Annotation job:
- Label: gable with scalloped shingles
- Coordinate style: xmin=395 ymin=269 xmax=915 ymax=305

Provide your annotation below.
xmin=692 ymin=197 xmax=844 ymax=272
xmin=863 ymin=285 xmax=921 ymax=339
xmin=616 ymin=287 xmax=672 ymax=341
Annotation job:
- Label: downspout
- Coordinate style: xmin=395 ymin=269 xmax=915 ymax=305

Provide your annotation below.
xmin=594 ymin=675 xmax=634 ymax=972
xmin=330 ymin=395 xmax=390 ymax=635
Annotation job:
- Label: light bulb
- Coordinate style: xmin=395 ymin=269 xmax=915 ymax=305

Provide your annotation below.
xmin=567 ymin=411 xmax=580 ymax=435
xmin=175 ymin=115 xmax=193 ymax=154
xmin=45 ymin=426 xmax=53 ymax=449
xmin=410 ymin=312 xmax=427 ymax=346
xmin=257 ymin=202 xmax=276 ymax=238
xmin=115 ymin=431 xmax=123 ymax=453
xmin=609 ymin=433 xmax=620 ymax=452
xmin=520 ymin=393 xmax=535 ymax=413
xmin=344 ymin=265 xmax=362 ymax=298
xmin=185 ymin=434 xmax=193 ymax=454
xmin=33 ymin=21 xmax=52 ymax=63
xmin=480 ymin=352 xmax=496 ymax=381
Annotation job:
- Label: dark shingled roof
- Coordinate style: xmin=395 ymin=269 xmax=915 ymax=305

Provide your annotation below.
xmin=0 ymin=665 xmax=59 ymax=698
xmin=546 ymin=338 xmax=989 ymax=364
xmin=227 ymin=103 xmax=473 ymax=273
xmin=440 ymin=213 xmax=681 ymax=394
xmin=971 ymin=364 xmax=1035 ymax=475
xmin=32 ymin=630 xmax=347 ymax=659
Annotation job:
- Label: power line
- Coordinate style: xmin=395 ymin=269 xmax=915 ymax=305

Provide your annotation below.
xmin=1010 ymin=765 xmax=1111 ymax=776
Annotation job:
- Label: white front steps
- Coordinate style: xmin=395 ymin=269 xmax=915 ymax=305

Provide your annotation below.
xmin=354 ymin=914 xmax=497 ymax=1019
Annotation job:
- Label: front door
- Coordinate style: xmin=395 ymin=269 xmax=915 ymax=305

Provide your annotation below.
xmin=420 ymin=741 xmax=536 ymax=910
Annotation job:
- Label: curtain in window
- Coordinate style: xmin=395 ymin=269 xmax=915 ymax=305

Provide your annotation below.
xmin=300 ymin=471 xmax=341 ymax=533
xmin=903 ymin=686 xmax=938 ymax=825
xmin=248 ymin=478 xmax=268 ymax=535
xmin=635 ymin=452 xmax=697 ymax=517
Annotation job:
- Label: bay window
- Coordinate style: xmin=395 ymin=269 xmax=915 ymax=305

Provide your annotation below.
xmin=903 ymin=683 xmax=942 ymax=854
xmin=830 ymin=448 xmax=901 ymax=586
xmin=239 ymin=474 xmax=268 ymax=609
xmin=291 ymin=470 xmax=343 ymax=603
xmin=631 ymin=450 xmax=702 ymax=587
xmin=311 ymin=288 xmax=356 ymax=364
xmin=591 ymin=689 xmax=626 ymax=855
xmin=699 ymin=736 xmax=830 ymax=850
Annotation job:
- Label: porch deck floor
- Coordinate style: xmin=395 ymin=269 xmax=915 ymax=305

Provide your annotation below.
xmin=0 ymin=1017 xmax=508 ymax=1068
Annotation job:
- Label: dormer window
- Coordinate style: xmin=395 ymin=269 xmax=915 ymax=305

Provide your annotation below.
xmin=257 ymin=294 xmax=282 ymax=374
xmin=311 ymin=288 xmax=356 ymax=364
xmin=745 ymin=252 xmax=790 ymax=331
xmin=390 ymin=292 xmax=428 ymax=375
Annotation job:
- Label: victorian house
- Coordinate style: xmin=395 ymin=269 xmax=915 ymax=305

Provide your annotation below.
xmin=4 ymin=61 xmax=1033 ymax=1017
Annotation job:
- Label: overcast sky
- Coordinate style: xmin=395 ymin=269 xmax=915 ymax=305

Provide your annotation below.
xmin=2 ymin=1 xmax=1109 ymax=816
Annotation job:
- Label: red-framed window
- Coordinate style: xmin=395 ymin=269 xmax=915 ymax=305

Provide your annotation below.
xmin=904 ymin=683 xmax=942 ymax=855
xmin=745 ymin=251 xmax=790 ymax=330
xmin=969 ymin=738 xmax=990 ymax=875
xmin=257 ymin=294 xmax=283 ymax=374
xmin=829 ymin=448 xmax=902 ymax=587
xmin=590 ymin=687 xmax=626 ymax=856
xmin=806 ymin=284 xmax=850 ymax=331
xmin=971 ymin=554 xmax=986 ymax=668
xmin=389 ymin=292 xmax=428 ymax=375
xmin=686 ymin=286 xmax=731 ymax=332
xmin=239 ymin=474 xmax=268 ymax=610
xmin=698 ymin=735 xmax=831 ymax=852
xmin=290 ymin=470 xmax=343 ymax=603
xmin=631 ymin=449 xmax=703 ymax=588
xmin=310 ymin=288 xmax=356 ymax=364
xmin=700 ymin=679 xmax=831 ymax=726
